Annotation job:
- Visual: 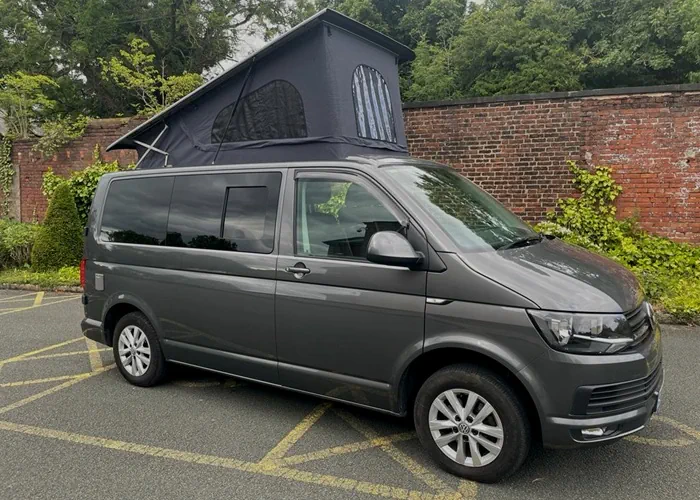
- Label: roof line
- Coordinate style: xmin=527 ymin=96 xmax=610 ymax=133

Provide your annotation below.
xmin=107 ymin=8 xmax=414 ymax=152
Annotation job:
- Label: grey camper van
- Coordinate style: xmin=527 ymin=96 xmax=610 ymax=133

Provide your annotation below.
xmin=80 ymin=10 xmax=663 ymax=483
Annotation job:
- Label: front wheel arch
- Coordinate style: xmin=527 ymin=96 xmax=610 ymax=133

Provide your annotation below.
xmin=398 ymin=347 xmax=542 ymax=444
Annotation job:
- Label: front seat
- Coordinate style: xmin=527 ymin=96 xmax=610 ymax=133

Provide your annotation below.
xmin=301 ymin=182 xmax=347 ymax=257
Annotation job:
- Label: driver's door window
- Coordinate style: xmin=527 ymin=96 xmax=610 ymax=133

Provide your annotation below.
xmin=295 ymin=178 xmax=401 ymax=260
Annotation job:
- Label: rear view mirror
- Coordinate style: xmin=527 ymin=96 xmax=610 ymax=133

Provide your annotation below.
xmin=367 ymin=231 xmax=423 ymax=269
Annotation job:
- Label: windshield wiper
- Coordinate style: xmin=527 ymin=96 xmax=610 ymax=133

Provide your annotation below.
xmin=496 ymin=234 xmax=543 ymax=251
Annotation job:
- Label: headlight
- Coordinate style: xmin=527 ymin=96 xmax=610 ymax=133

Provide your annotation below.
xmin=528 ymin=310 xmax=634 ymax=354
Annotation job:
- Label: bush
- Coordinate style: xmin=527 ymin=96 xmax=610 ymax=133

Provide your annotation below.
xmin=31 ymin=183 xmax=83 ymax=271
xmin=0 ymin=266 xmax=80 ymax=288
xmin=535 ymin=162 xmax=700 ymax=324
xmin=0 ymin=219 xmax=40 ymax=268
xmin=42 ymin=144 xmax=134 ymax=224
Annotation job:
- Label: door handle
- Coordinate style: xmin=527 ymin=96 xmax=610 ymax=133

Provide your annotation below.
xmin=284 ymin=263 xmax=311 ymax=278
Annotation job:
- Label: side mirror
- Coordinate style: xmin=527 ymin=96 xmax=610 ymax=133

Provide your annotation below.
xmin=367 ymin=231 xmax=424 ymax=269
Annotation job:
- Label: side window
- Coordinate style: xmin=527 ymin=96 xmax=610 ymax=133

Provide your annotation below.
xmin=100 ymin=177 xmax=174 ymax=245
xmin=296 ymin=178 xmax=402 ymax=259
xmin=352 ymin=65 xmax=396 ymax=143
xmin=211 ymin=80 xmax=307 ymax=143
xmin=166 ymin=172 xmax=281 ymax=254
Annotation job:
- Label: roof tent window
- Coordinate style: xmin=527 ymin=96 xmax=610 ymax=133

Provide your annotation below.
xmin=211 ymin=80 xmax=307 ymax=143
xmin=352 ymin=65 xmax=396 ymax=144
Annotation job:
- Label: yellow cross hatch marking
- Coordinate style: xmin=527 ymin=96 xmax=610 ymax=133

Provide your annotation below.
xmin=14 ymin=349 xmax=111 ymax=362
xmin=0 ymin=292 xmax=40 ymax=303
xmin=260 ymin=402 xmax=332 ymax=463
xmin=0 ymin=420 xmax=445 ymax=499
xmin=0 ymin=374 xmax=86 ymax=388
xmin=0 ymin=294 xmax=80 ymax=317
xmin=85 ymin=338 xmax=103 ymax=372
xmin=0 ymin=365 xmax=115 ymax=415
xmin=0 ymin=337 xmax=85 ymax=368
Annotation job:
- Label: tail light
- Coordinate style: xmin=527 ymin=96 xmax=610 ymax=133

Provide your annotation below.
xmin=80 ymin=258 xmax=86 ymax=289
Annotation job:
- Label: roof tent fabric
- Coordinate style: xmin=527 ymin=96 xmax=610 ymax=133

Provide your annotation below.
xmin=107 ymin=9 xmax=415 ymax=169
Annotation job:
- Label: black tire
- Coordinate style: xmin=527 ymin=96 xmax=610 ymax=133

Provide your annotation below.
xmin=112 ymin=312 xmax=167 ymax=387
xmin=414 ymin=364 xmax=531 ymax=483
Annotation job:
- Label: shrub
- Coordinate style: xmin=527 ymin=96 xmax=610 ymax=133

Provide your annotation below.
xmin=0 ymin=266 xmax=80 ymax=288
xmin=42 ymin=145 xmax=135 ymax=224
xmin=0 ymin=219 xmax=40 ymax=268
xmin=535 ymin=162 xmax=700 ymax=324
xmin=31 ymin=183 xmax=83 ymax=271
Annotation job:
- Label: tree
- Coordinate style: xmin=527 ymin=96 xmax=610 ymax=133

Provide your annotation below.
xmin=0 ymin=72 xmax=58 ymax=139
xmin=100 ymin=38 xmax=203 ymax=116
xmin=31 ymin=183 xmax=83 ymax=271
xmin=0 ymin=0 xmax=290 ymax=117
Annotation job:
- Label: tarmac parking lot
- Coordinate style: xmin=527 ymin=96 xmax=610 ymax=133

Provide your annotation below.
xmin=1 ymin=288 xmax=699 ymax=499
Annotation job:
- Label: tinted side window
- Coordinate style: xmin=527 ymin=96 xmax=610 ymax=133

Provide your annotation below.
xmin=100 ymin=176 xmax=173 ymax=245
xmin=296 ymin=178 xmax=401 ymax=259
xmin=166 ymin=172 xmax=281 ymax=254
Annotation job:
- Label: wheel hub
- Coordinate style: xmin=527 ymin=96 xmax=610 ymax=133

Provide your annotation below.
xmin=458 ymin=422 xmax=470 ymax=434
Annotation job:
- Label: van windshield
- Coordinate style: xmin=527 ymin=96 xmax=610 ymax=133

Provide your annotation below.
xmin=383 ymin=165 xmax=539 ymax=251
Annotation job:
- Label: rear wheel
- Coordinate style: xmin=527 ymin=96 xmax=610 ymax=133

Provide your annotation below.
xmin=414 ymin=364 xmax=530 ymax=483
xmin=113 ymin=312 xmax=167 ymax=387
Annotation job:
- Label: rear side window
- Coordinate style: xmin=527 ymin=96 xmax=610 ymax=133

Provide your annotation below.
xmin=100 ymin=176 xmax=174 ymax=245
xmin=166 ymin=172 xmax=281 ymax=254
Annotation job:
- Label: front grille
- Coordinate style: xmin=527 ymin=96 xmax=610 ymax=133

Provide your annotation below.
xmin=584 ymin=362 xmax=663 ymax=416
xmin=624 ymin=302 xmax=652 ymax=348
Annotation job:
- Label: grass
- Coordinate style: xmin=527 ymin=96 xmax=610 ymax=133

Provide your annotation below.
xmin=0 ymin=266 xmax=80 ymax=288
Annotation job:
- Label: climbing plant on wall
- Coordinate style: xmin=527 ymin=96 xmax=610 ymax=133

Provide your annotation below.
xmin=0 ymin=138 xmax=14 ymax=217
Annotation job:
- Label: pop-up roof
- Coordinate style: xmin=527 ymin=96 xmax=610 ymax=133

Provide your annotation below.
xmin=107 ymin=9 xmax=415 ymax=169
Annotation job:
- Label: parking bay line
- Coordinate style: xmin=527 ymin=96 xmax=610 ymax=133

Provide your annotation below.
xmin=0 ymin=419 xmax=453 ymax=500
xmin=0 ymin=337 xmax=85 ymax=368
xmin=0 ymin=374 xmax=85 ymax=388
xmin=33 ymin=292 xmax=44 ymax=306
xmin=260 ymin=402 xmax=332 ymax=463
xmin=9 ymin=348 xmax=111 ymax=362
xmin=0 ymin=364 xmax=115 ymax=415
xmin=0 ymin=294 xmax=80 ymax=318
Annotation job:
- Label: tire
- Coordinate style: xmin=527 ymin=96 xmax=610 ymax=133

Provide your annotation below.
xmin=414 ymin=364 xmax=531 ymax=483
xmin=112 ymin=312 xmax=167 ymax=387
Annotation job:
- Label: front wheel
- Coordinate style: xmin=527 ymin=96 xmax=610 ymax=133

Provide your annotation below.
xmin=414 ymin=364 xmax=531 ymax=483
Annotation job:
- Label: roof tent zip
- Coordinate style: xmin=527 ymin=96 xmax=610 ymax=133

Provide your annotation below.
xmin=212 ymin=57 xmax=256 ymax=165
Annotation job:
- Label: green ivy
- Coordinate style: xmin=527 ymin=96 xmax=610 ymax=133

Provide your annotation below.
xmin=42 ymin=144 xmax=135 ymax=224
xmin=33 ymin=115 xmax=90 ymax=157
xmin=0 ymin=138 xmax=14 ymax=217
xmin=536 ymin=162 xmax=700 ymax=324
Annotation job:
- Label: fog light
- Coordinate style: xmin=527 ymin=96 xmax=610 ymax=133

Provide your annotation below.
xmin=581 ymin=427 xmax=606 ymax=438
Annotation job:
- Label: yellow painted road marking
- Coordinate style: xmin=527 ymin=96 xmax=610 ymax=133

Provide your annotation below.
xmin=0 ymin=292 xmax=39 ymax=303
xmin=32 ymin=292 xmax=44 ymax=306
xmin=279 ymin=431 xmax=416 ymax=466
xmin=260 ymin=402 xmax=332 ymax=463
xmin=0 ymin=419 xmax=441 ymax=499
xmin=625 ymin=415 xmax=700 ymax=447
xmin=0 ymin=364 xmax=115 ymax=415
xmin=15 ymin=349 xmax=111 ymax=362
xmin=0 ymin=295 xmax=80 ymax=318
xmin=655 ymin=415 xmax=700 ymax=440
xmin=0 ymin=374 xmax=86 ymax=388
xmin=335 ymin=409 xmax=466 ymax=498
xmin=0 ymin=337 xmax=84 ymax=368
xmin=85 ymin=338 xmax=103 ymax=372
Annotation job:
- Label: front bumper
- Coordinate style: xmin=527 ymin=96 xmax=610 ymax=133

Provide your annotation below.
xmin=542 ymin=367 xmax=663 ymax=447
xmin=523 ymin=324 xmax=662 ymax=449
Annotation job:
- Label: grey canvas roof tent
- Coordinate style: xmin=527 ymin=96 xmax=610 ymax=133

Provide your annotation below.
xmin=107 ymin=9 xmax=415 ymax=169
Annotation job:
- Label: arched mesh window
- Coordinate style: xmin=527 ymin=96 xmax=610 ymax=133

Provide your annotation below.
xmin=211 ymin=80 xmax=307 ymax=143
xmin=352 ymin=65 xmax=397 ymax=143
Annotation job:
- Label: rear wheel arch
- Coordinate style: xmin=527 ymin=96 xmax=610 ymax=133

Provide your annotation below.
xmin=103 ymin=303 xmax=142 ymax=346
xmin=398 ymin=347 xmax=542 ymax=443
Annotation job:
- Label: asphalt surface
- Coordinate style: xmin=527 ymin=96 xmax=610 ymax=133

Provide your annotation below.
xmin=1 ymin=289 xmax=699 ymax=499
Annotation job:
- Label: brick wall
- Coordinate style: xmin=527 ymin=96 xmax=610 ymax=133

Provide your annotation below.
xmin=9 ymin=119 xmax=139 ymax=222
xmin=404 ymin=84 xmax=700 ymax=243
xmin=5 ymin=85 xmax=700 ymax=243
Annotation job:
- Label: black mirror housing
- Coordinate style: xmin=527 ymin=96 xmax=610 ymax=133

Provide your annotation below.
xmin=367 ymin=231 xmax=423 ymax=269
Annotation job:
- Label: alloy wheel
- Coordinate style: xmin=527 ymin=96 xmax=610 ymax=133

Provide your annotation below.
xmin=428 ymin=388 xmax=504 ymax=467
xmin=117 ymin=325 xmax=151 ymax=377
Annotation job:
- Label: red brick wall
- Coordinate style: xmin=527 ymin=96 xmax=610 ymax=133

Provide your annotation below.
xmin=11 ymin=118 xmax=140 ymax=222
xmin=404 ymin=85 xmax=700 ymax=243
